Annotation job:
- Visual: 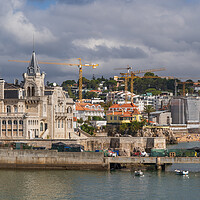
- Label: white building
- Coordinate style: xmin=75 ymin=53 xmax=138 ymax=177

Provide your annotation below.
xmin=0 ymin=51 xmax=74 ymax=139
xmin=74 ymin=102 xmax=105 ymax=121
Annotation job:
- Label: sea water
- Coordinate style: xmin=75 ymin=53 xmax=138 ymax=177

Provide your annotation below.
xmin=0 ymin=142 xmax=200 ymax=200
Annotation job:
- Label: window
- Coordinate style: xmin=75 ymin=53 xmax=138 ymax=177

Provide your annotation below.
xmin=114 ymin=116 xmax=117 ymax=120
xmin=7 ymin=106 xmax=11 ymax=113
xmin=14 ymin=120 xmax=18 ymax=125
xmin=110 ymin=116 xmax=112 ymax=120
xmin=2 ymin=120 xmax=6 ymax=125
xmin=27 ymin=87 xmax=30 ymax=97
xmin=40 ymin=122 xmax=43 ymax=131
xmin=19 ymin=120 xmax=23 ymax=125
xmin=58 ymin=120 xmax=60 ymax=128
xmin=67 ymin=107 xmax=72 ymax=113
xmin=14 ymin=106 xmax=18 ymax=113
xmin=61 ymin=120 xmax=63 ymax=128
xmin=8 ymin=120 xmax=12 ymax=125
xmin=32 ymin=86 xmax=35 ymax=96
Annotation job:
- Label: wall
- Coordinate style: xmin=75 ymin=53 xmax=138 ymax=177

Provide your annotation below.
xmin=0 ymin=136 xmax=166 ymax=156
xmin=0 ymin=149 xmax=106 ymax=170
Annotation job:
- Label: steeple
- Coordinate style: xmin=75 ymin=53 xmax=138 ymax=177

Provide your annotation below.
xmin=27 ymin=51 xmax=40 ymax=76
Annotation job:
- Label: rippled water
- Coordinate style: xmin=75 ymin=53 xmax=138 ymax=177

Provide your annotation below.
xmin=0 ymin=170 xmax=200 ymax=200
xmin=0 ymin=142 xmax=200 ymax=200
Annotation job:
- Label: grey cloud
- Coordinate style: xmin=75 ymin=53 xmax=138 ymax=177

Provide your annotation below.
xmin=2 ymin=0 xmax=200 ymax=84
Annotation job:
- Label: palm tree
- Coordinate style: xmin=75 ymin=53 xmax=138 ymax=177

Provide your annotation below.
xmin=144 ymin=105 xmax=155 ymax=125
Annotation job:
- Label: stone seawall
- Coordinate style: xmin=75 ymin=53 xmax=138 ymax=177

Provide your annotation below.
xmin=0 ymin=137 xmax=166 ymax=156
xmin=0 ymin=149 xmax=107 ymax=170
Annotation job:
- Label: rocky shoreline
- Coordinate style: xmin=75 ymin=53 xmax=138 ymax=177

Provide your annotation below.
xmin=176 ymin=133 xmax=200 ymax=143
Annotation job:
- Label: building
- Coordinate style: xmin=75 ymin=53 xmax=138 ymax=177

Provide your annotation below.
xmin=106 ymin=109 xmax=142 ymax=125
xmin=106 ymin=103 xmax=142 ymax=124
xmin=150 ymin=111 xmax=172 ymax=126
xmin=0 ymin=51 xmax=74 ymax=139
xmin=74 ymin=102 xmax=104 ymax=121
xmin=171 ymin=97 xmax=200 ymax=132
xmin=108 ymin=103 xmax=138 ymax=112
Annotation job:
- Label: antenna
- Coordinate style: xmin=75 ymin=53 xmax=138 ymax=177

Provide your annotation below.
xmin=33 ymin=34 xmax=35 ymax=52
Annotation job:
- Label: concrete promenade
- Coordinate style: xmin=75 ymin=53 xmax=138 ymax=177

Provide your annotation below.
xmin=107 ymin=156 xmax=200 ymax=164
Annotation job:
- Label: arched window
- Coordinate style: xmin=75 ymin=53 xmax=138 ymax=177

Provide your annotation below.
xmin=27 ymin=87 xmax=30 ymax=97
xmin=14 ymin=106 xmax=18 ymax=113
xmin=7 ymin=105 xmax=11 ymax=113
xmin=2 ymin=120 xmax=6 ymax=125
xmin=32 ymin=87 xmax=35 ymax=96
xmin=40 ymin=122 xmax=43 ymax=131
xmin=67 ymin=107 xmax=72 ymax=113
xmin=8 ymin=120 xmax=12 ymax=125
xmin=14 ymin=120 xmax=18 ymax=125
xmin=19 ymin=120 xmax=23 ymax=125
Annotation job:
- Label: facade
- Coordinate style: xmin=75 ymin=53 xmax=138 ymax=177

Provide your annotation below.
xmin=150 ymin=111 xmax=172 ymax=126
xmin=108 ymin=103 xmax=138 ymax=112
xmin=106 ymin=110 xmax=142 ymax=125
xmin=107 ymin=103 xmax=142 ymax=124
xmin=171 ymin=97 xmax=200 ymax=132
xmin=74 ymin=102 xmax=104 ymax=121
xmin=0 ymin=51 xmax=74 ymax=139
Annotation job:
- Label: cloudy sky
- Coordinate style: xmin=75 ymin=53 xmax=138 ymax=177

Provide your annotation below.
xmin=1 ymin=0 xmax=200 ymax=84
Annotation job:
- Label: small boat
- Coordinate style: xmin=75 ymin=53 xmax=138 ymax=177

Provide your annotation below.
xmin=134 ymin=170 xmax=144 ymax=176
xmin=175 ymin=169 xmax=189 ymax=175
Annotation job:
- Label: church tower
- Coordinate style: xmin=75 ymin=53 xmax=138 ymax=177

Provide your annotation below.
xmin=23 ymin=51 xmax=45 ymax=97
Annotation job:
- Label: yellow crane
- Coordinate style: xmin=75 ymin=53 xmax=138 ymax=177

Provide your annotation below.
xmin=9 ymin=58 xmax=99 ymax=102
xmin=119 ymin=67 xmax=166 ymax=103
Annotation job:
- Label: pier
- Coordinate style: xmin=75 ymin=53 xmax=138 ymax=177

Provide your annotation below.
xmin=0 ymin=149 xmax=200 ymax=170
xmin=106 ymin=156 xmax=200 ymax=170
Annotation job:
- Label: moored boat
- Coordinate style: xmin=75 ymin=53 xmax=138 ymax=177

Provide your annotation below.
xmin=175 ymin=169 xmax=189 ymax=175
xmin=134 ymin=170 xmax=144 ymax=176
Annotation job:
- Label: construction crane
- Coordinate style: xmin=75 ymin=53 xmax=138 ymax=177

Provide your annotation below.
xmin=114 ymin=65 xmax=132 ymax=73
xmin=9 ymin=58 xmax=99 ymax=102
xmin=119 ymin=68 xmax=166 ymax=103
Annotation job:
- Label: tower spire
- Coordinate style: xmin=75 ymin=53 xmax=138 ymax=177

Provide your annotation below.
xmin=27 ymin=51 xmax=40 ymax=76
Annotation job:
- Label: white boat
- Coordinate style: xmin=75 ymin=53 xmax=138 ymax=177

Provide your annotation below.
xmin=134 ymin=170 xmax=144 ymax=176
xmin=175 ymin=169 xmax=189 ymax=175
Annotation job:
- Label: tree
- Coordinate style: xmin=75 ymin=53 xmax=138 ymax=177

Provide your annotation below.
xmin=84 ymin=91 xmax=97 ymax=99
xmin=144 ymin=72 xmax=155 ymax=77
xmin=143 ymin=105 xmax=155 ymax=125
xmin=61 ymin=80 xmax=76 ymax=90
xmin=81 ymin=123 xmax=95 ymax=135
xmin=119 ymin=120 xmax=147 ymax=136
xmin=145 ymin=88 xmax=161 ymax=96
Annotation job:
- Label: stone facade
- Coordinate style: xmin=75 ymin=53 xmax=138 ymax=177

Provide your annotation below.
xmin=0 ymin=51 xmax=74 ymax=139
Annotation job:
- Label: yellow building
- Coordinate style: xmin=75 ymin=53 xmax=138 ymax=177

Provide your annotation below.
xmin=107 ymin=109 xmax=142 ymax=125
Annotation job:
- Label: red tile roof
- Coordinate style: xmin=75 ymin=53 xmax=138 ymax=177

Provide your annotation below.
xmin=109 ymin=103 xmax=137 ymax=109
xmin=107 ymin=109 xmax=141 ymax=117
xmin=75 ymin=102 xmax=103 ymax=111
xmin=89 ymin=90 xmax=102 ymax=93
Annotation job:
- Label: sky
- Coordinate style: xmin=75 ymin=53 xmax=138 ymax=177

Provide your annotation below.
xmin=1 ymin=0 xmax=200 ymax=85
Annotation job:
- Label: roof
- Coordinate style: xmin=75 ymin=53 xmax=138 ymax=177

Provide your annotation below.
xmin=27 ymin=51 xmax=40 ymax=76
xmin=89 ymin=90 xmax=102 ymax=93
xmin=109 ymin=103 xmax=137 ymax=109
xmin=107 ymin=110 xmax=141 ymax=117
xmin=75 ymin=102 xmax=103 ymax=111
xmin=4 ymin=83 xmax=21 ymax=90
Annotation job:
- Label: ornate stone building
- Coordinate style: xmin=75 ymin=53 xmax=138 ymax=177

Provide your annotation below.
xmin=0 ymin=51 xmax=74 ymax=139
